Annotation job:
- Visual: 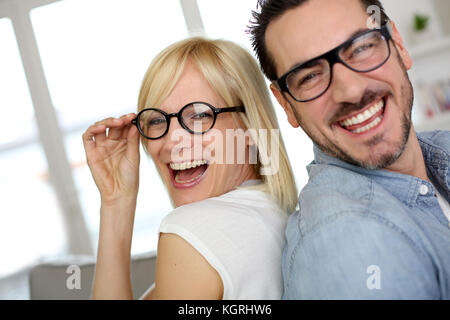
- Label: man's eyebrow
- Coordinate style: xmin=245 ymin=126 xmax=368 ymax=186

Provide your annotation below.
xmin=285 ymin=28 xmax=371 ymax=74
xmin=348 ymin=27 xmax=373 ymax=42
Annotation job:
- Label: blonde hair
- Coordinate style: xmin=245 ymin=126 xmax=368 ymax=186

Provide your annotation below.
xmin=138 ymin=37 xmax=298 ymax=213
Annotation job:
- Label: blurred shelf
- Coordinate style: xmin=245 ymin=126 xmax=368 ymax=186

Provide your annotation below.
xmin=415 ymin=113 xmax=450 ymax=131
xmin=409 ymin=35 xmax=450 ymax=60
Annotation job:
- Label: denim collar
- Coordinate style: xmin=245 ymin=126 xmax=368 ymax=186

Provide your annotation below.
xmin=418 ymin=135 xmax=450 ymax=194
xmin=312 ymin=133 xmax=450 ymax=207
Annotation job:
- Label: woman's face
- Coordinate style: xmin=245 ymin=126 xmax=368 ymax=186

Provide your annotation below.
xmin=146 ymin=60 xmax=257 ymax=207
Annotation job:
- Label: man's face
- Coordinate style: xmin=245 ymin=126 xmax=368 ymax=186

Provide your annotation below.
xmin=266 ymin=0 xmax=414 ymax=169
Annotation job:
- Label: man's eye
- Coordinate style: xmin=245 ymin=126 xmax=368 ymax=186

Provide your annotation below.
xmin=295 ymin=72 xmax=321 ymax=89
xmin=349 ymin=43 xmax=374 ymax=59
xmin=301 ymin=73 xmax=319 ymax=84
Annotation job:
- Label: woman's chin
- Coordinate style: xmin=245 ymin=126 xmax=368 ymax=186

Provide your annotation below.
xmin=171 ymin=192 xmax=206 ymax=207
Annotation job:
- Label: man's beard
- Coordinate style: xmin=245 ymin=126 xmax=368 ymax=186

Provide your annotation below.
xmin=292 ymin=53 xmax=414 ymax=170
xmin=316 ymin=112 xmax=412 ymax=170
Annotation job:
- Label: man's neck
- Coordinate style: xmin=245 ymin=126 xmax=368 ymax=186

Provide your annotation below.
xmin=384 ymin=128 xmax=429 ymax=182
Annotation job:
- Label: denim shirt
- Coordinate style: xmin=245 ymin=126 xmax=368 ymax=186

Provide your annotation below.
xmin=283 ymin=131 xmax=450 ymax=299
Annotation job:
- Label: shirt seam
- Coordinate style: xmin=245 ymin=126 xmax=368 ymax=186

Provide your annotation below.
xmin=418 ymin=134 xmax=450 ymax=165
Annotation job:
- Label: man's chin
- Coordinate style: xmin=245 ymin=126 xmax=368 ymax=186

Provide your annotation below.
xmin=323 ymin=112 xmax=412 ymax=170
xmin=334 ymin=135 xmax=409 ymax=170
xmin=349 ymin=149 xmax=404 ymax=170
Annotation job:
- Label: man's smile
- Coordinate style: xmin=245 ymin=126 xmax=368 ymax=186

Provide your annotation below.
xmin=336 ymin=98 xmax=386 ymax=134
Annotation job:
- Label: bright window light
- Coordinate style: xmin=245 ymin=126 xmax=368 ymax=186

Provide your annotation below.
xmin=198 ymin=0 xmax=257 ymax=52
xmin=0 ymin=17 xmax=65 ymax=277
xmin=30 ymin=0 xmax=188 ymax=254
xmin=0 ymin=17 xmax=36 ymax=147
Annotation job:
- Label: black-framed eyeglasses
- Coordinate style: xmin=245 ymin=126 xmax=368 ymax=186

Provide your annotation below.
xmin=274 ymin=22 xmax=393 ymax=103
xmin=132 ymin=101 xmax=245 ymax=140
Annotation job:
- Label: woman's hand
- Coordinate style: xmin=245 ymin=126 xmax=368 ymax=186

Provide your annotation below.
xmin=82 ymin=113 xmax=140 ymax=206
xmin=84 ymin=113 xmax=140 ymax=300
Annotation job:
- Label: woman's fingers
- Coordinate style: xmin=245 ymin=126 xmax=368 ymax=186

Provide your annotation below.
xmin=83 ymin=114 xmax=138 ymax=152
xmin=97 ymin=114 xmax=136 ymax=141
xmin=95 ymin=117 xmax=122 ymax=141
xmin=119 ymin=114 xmax=136 ymax=140
xmin=83 ymin=124 xmax=106 ymax=153
xmin=126 ymin=121 xmax=140 ymax=162
xmin=82 ymin=114 xmax=140 ymax=200
xmin=108 ymin=126 xmax=123 ymax=140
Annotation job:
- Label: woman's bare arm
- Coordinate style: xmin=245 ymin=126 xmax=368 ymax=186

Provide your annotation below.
xmin=83 ymin=114 xmax=140 ymax=299
xmin=91 ymin=199 xmax=136 ymax=299
xmin=84 ymin=114 xmax=222 ymax=300
xmin=142 ymin=232 xmax=223 ymax=300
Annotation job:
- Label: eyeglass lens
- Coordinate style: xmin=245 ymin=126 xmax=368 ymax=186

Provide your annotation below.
xmin=138 ymin=103 xmax=215 ymax=139
xmin=286 ymin=30 xmax=389 ymax=102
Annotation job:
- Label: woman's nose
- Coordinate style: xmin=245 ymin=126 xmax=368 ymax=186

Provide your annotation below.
xmin=161 ymin=118 xmax=198 ymax=162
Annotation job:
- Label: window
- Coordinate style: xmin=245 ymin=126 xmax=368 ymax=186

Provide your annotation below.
xmin=198 ymin=0 xmax=257 ymax=52
xmin=0 ymin=17 xmax=65 ymax=277
xmin=2 ymin=0 xmax=312 ymax=281
xmin=30 ymin=0 xmax=188 ymax=254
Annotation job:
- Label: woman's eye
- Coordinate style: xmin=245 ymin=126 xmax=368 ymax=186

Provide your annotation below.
xmin=193 ymin=112 xmax=212 ymax=119
xmin=148 ymin=118 xmax=165 ymax=126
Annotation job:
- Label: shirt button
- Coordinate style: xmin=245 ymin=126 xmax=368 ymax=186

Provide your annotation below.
xmin=419 ymin=185 xmax=429 ymax=196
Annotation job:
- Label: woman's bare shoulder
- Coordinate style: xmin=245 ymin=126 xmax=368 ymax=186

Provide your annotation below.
xmin=146 ymin=232 xmax=223 ymax=300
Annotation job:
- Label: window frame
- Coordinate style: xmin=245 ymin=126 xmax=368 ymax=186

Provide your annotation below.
xmin=0 ymin=0 xmax=205 ymax=257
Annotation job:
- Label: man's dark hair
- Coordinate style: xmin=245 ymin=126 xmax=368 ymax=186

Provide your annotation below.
xmin=248 ymin=0 xmax=390 ymax=81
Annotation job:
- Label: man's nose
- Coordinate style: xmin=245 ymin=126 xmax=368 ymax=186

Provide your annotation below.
xmin=329 ymin=63 xmax=369 ymax=105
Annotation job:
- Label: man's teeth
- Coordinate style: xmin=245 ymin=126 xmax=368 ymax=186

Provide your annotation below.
xmin=170 ymin=160 xmax=208 ymax=171
xmin=339 ymin=100 xmax=384 ymax=127
xmin=351 ymin=115 xmax=383 ymax=134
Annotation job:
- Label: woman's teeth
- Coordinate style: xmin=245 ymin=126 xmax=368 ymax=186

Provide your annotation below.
xmin=339 ymin=99 xmax=385 ymax=134
xmin=174 ymin=173 xmax=203 ymax=184
xmin=169 ymin=160 xmax=208 ymax=171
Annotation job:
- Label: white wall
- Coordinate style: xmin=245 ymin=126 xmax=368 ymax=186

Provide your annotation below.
xmin=382 ymin=0 xmax=450 ymax=128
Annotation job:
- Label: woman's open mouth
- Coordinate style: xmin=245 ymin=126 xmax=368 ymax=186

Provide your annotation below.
xmin=336 ymin=98 xmax=386 ymax=135
xmin=168 ymin=160 xmax=209 ymax=189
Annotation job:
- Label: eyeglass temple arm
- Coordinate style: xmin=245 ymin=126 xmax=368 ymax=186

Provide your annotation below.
xmin=383 ymin=20 xmax=393 ymax=38
xmin=271 ymin=80 xmax=281 ymax=91
xmin=215 ymin=106 xmax=245 ymax=114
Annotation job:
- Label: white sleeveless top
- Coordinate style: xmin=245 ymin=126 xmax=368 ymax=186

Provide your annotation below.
xmin=157 ymin=186 xmax=288 ymax=300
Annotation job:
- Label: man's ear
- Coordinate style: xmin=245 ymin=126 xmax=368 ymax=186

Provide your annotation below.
xmin=389 ymin=20 xmax=413 ymax=70
xmin=269 ymin=83 xmax=300 ymax=128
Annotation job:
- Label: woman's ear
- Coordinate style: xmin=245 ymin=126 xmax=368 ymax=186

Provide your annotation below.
xmin=270 ymin=84 xmax=300 ymax=128
xmin=389 ymin=20 xmax=413 ymax=70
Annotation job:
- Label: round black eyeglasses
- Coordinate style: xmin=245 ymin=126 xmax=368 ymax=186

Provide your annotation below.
xmin=132 ymin=102 xmax=245 ymax=140
xmin=274 ymin=22 xmax=393 ymax=103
